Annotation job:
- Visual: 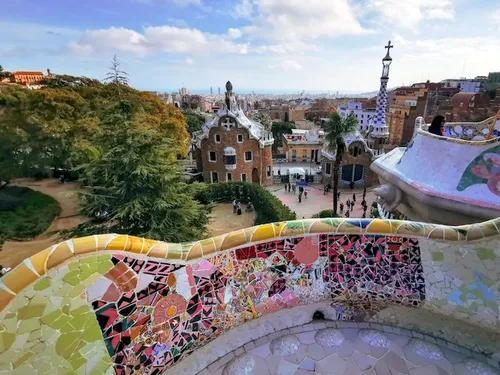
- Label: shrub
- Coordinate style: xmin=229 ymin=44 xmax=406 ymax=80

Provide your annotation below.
xmin=311 ymin=209 xmax=339 ymax=218
xmin=194 ymin=182 xmax=296 ymax=225
xmin=0 ymin=186 xmax=61 ymax=241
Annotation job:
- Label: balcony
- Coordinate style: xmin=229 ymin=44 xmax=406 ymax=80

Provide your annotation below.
xmin=1 ymin=217 xmax=500 ymax=374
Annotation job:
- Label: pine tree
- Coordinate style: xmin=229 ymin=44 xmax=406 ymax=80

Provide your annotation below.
xmin=78 ymin=102 xmax=208 ymax=242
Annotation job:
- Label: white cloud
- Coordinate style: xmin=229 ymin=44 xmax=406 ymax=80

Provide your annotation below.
xmin=365 ymin=0 xmax=455 ymax=29
xmin=492 ymin=9 xmax=500 ymax=24
xmin=233 ymin=0 xmax=254 ymax=19
xmin=255 ymin=41 xmax=319 ymax=54
xmin=185 ymin=57 xmax=194 ymax=64
xmin=243 ymin=0 xmax=368 ymax=41
xmin=227 ymin=28 xmax=243 ymax=39
xmin=71 ymin=26 xmax=249 ymax=56
xmin=268 ymin=60 xmax=303 ymax=71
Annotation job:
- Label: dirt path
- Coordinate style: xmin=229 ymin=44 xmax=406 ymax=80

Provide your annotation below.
xmin=0 ymin=179 xmax=87 ymax=268
xmin=207 ymin=203 xmax=256 ymax=237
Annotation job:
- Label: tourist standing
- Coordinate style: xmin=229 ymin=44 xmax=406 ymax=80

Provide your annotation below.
xmin=345 ymin=210 xmax=350 ymax=218
xmin=292 ymin=184 xmax=296 ymax=194
xmin=337 ymin=191 xmax=340 ymax=200
xmin=298 ymin=193 xmax=302 ymax=203
xmin=284 ymin=183 xmax=288 ymax=192
xmin=237 ymin=202 xmax=242 ymax=215
xmin=346 ymin=199 xmax=351 ymax=210
xmin=340 ymin=203 xmax=344 ymax=214
xmin=288 ymin=182 xmax=291 ymax=192
xmin=232 ymin=199 xmax=237 ymax=214
xmin=352 ymin=193 xmax=356 ymax=202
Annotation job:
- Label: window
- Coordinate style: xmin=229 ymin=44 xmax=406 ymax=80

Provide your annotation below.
xmin=267 ymin=165 xmax=271 ymax=177
xmin=291 ymin=150 xmax=296 ymax=159
xmin=237 ymin=134 xmax=244 ymax=143
xmin=360 ymin=120 xmax=363 ymax=124
xmin=215 ymin=134 xmax=221 ymax=143
xmin=226 ymin=172 xmax=232 ymax=182
xmin=241 ymin=173 xmax=247 ymax=182
xmin=325 ymin=163 xmax=331 ymax=175
xmin=223 ymin=147 xmax=236 ymax=169
xmin=244 ymin=151 xmax=253 ymax=162
xmin=209 ymin=151 xmax=216 ymax=162
xmin=211 ymin=171 xmax=218 ymax=183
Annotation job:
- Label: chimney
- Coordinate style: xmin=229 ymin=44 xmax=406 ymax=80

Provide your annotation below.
xmin=47 ymin=68 xmax=52 ymax=78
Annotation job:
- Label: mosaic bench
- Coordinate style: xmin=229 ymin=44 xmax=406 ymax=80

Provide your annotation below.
xmin=0 ymin=217 xmax=499 ymax=374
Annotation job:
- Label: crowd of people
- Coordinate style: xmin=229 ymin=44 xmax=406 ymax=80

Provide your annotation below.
xmin=232 ymin=199 xmax=253 ymax=215
xmin=284 ymin=181 xmax=309 ymax=203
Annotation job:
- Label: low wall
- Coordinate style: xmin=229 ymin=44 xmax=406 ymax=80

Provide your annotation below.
xmin=0 ymin=217 xmax=500 ymax=374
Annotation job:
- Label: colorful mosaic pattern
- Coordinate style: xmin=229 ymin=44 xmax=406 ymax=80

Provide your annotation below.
xmin=444 ymin=111 xmax=500 ymax=141
xmin=0 ymin=217 xmax=499 ymax=374
xmin=81 ymin=234 xmax=423 ymax=374
xmin=457 ymin=144 xmax=500 ymax=196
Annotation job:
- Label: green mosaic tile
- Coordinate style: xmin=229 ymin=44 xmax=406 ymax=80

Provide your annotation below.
xmin=89 ymin=357 xmax=113 ymax=375
xmin=33 ymin=278 xmax=52 ymax=291
xmin=17 ymin=318 xmax=41 ymax=334
xmin=81 ymin=324 xmax=102 ymax=342
xmin=12 ymin=351 xmax=34 ymax=369
xmin=62 ymin=270 xmax=81 ymax=286
xmin=476 ymin=247 xmax=496 ymax=260
xmin=17 ymin=303 xmax=46 ymax=320
xmin=0 ymin=332 xmax=16 ymax=352
xmin=431 ymin=251 xmax=444 ymax=261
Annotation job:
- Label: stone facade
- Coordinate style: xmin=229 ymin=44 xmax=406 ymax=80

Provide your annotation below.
xmin=193 ymin=81 xmax=274 ymax=186
xmin=321 ymin=144 xmax=378 ymax=188
xmin=195 ymin=120 xmax=273 ymax=185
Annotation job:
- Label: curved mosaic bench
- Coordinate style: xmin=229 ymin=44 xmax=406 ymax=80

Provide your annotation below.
xmin=1 ymin=217 xmax=500 ymax=374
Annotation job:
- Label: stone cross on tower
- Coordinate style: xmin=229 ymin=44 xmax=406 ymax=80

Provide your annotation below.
xmin=385 ymin=41 xmax=393 ymax=53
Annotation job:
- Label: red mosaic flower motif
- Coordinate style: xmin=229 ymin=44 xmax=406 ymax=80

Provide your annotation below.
xmin=153 ymin=294 xmax=188 ymax=325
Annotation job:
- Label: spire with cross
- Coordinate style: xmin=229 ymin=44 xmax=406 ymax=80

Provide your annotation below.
xmin=383 ymin=40 xmax=393 ymax=61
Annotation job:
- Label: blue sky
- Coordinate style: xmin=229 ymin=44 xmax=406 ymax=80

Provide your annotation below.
xmin=1 ymin=0 xmax=500 ymax=93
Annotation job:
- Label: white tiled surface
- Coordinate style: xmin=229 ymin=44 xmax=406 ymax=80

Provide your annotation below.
xmin=204 ymin=326 xmax=500 ymax=375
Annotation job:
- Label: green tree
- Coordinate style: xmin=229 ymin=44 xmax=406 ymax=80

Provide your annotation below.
xmin=253 ymin=111 xmax=271 ymax=130
xmin=324 ymin=112 xmax=357 ymax=215
xmin=78 ymin=102 xmax=208 ymax=242
xmin=183 ymin=110 xmax=206 ymax=135
xmin=271 ymin=121 xmax=296 ymax=151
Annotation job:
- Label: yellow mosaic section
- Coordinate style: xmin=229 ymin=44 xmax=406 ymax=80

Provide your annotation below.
xmin=419 ymin=110 xmax=500 ymax=145
xmin=0 ymin=254 xmax=114 ymax=375
xmin=1 ymin=217 xmax=499 ymax=314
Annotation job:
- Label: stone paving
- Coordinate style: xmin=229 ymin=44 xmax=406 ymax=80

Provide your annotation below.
xmin=205 ymin=326 xmax=500 ymax=375
xmin=269 ymin=185 xmax=377 ymax=219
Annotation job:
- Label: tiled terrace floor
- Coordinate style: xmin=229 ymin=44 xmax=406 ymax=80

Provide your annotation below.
xmin=204 ymin=327 xmax=500 ymax=375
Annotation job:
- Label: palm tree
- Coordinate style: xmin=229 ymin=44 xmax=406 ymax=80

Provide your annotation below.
xmin=324 ymin=112 xmax=358 ymax=215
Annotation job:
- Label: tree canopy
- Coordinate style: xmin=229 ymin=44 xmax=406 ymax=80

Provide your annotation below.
xmin=0 ymin=76 xmax=190 ymax=183
xmin=324 ymin=112 xmax=357 ymax=214
xmin=271 ymin=121 xmax=296 ymax=150
xmin=183 ymin=110 xmax=206 ymax=136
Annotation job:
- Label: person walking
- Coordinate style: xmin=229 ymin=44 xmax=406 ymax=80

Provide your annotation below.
xmin=340 ymin=202 xmax=344 ymax=214
xmin=284 ymin=183 xmax=288 ymax=192
xmin=298 ymin=193 xmax=302 ymax=203
xmin=288 ymin=182 xmax=291 ymax=192
xmin=304 ymin=190 xmax=308 ymax=199
xmin=237 ymin=202 xmax=242 ymax=215
xmin=345 ymin=210 xmax=350 ymax=218
xmin=337 ymin=191 xmax=340 ymax=200
xmin=352 ymin=193 xmax=356 ymax=202
xmin=362 ymin=187 xmax=366 ymax=200
xmin=232 ymin=199 xmax=237 ymax=214
xmin=346 ymin=199 xmax=351 ymax=210
xmin=292 ymin=184 xmax=296 ymax=194
xmin=323 ymin=185 xmax=328 ymax=195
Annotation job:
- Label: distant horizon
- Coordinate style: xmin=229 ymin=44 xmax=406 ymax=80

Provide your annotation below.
xmin=144 ymin=88 xmax=381 ymax=96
